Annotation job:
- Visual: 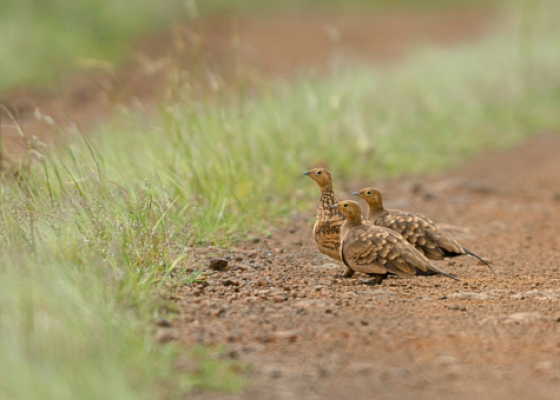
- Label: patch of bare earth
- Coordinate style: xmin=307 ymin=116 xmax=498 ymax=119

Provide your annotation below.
xmin=168 ymin=135 xmax=560 ymax=400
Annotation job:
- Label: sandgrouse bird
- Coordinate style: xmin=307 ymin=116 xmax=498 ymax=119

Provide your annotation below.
xmin=303 ymin=168 xmax=345 ymax=261
xmin=304 ymin=167 xmax=362 ymax=277
xmin=354 ymin=187 xmax=494 ymax=275
xmin=333 ymin=200 xmax=456 ymax=284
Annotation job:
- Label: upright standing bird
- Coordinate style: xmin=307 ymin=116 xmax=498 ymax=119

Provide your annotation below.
xmin=334 ymin=200 xmax=457 ymax=285
xmin=354 ymin=187 xmax=494 ymax=275
xmin=304 ymin=167 xmax=355 ymax=277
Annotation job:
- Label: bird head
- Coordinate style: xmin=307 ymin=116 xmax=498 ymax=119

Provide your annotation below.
xmin=353 ymin=187 xmax=383 ymax=208
xmin=303 ymin=167 xmax=332 ymax=188
xmin=331 ymin=200 xmax=362 ymax=220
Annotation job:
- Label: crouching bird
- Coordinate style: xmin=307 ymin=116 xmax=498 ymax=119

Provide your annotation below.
xmin=333 ymin=200 xmax=457 ymax=285
xmin=354 ymin=187 xmax=494 ymax=275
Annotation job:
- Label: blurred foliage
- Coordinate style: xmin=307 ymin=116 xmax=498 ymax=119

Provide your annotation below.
xmin=48 ymin=0 xmax=560 ymax=242
xmin=0 ymin=0 xmax=505 ymax=93
xmin=0 ymin=136 xmax=243 ymax=399
xmin=197 ymin=0 xmax=504 ymax=15
xmin=0 ymin=0 xmax=183 ymax=92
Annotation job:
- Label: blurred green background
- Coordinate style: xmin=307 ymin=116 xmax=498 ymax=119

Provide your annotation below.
xmin=0 ymin=0 xmax=504 ymax=93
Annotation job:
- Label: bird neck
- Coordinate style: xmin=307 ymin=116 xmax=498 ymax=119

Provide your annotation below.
xmin=367 ymin=203 xmax=385 ymax=220
xmin=344 ymin=215 xmax=363 ymax=228
xmin=317 ymin=184 xmax=338 ymax=214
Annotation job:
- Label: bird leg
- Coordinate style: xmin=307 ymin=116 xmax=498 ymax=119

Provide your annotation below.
xmin=357 ymin=273 xmax=388 ymax=285
xmin=335 ymin=266 xmax=355 ymax=279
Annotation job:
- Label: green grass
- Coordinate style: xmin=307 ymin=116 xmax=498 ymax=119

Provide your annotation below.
xmin=198 ymin=0 xmax=504 ymax=16
xmin=0 ymin=0 xmax=503 ymax=94
xmin=0 ymin=256 xmax=177 ymax=400
xmin=2 ymin=1 xmax=560 ymax=399
xmin=45 ymin=1 xmax=560 ymax=242
xmin=0 ymin=138 xmax=243 ymax=398
xmin=0 ymin=0 xmax=183 ymax=92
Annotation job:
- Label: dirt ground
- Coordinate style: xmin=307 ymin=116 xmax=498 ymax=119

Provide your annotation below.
xmin=170 ymin=134 xmax=560 ymax=400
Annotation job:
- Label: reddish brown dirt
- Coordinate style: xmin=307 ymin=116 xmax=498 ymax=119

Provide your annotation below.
xmin=165 ymin=134 xmax=560 ymax=400
xmin=0 ymin=10 xmax=494 ymax=157
xmin=193 ymin=10 xmax=494 ymax=74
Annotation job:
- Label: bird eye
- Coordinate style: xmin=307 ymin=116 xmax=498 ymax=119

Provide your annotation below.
xmin=316 ymin=171 xmax=322 ymax=175
xmin=366 ymin=191 xmax=371 ymax=195
xmin=343 ymin=203 xmax=348 ymax=208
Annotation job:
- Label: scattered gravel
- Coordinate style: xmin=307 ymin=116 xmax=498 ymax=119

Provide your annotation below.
xmin=172 ymin=136 xmax=560 ymax=400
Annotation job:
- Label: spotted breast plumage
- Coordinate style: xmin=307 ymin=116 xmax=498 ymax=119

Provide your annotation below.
xmin=303 ymin=168 xmax=345 ymax=261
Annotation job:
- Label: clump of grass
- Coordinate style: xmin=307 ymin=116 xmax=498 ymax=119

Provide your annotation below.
xmin=54 ymin=1 xmax=560 ymax=243
xmin=0 ymin=0 xmax=184 ymax=92
xmin=0 ymin=141 xmax=243 ymax=399
xmin=0 ymin=255 xmax=174 ymax=400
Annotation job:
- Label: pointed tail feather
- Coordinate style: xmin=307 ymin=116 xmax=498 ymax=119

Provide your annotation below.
xmin=415 ymin=270 xmax=438 ymax=276
xmin=462 ymin=247 xmax=495 ymax=276
xmin=426 ymin=264 xmax=460 ymax=281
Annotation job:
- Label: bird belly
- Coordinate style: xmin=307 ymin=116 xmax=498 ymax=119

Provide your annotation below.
xmin=352 ymin=262 xmax=387 ymax=275
xmin=316 ymin=242 xmax=342 ymax=260
xmin=314 ymin=219 xmax=343 ymax=261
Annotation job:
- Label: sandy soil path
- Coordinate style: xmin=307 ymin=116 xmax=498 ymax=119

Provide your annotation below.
xmin=173 ymin=134 xmax=560 ymax=400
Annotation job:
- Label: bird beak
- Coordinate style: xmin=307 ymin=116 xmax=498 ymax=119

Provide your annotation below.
xmin=331 ymin=204 xmax=338 ymax=209
xmin=303 ymin=171 xmax=310 ymax=176
xmin=352 ymin=192 xmax=359 ymax=196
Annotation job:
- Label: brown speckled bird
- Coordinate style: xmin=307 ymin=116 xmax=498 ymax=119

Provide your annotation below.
xmin=354 ymin=187 xmax=494 ymax=275
xmin=304 ymin=168 xmax=345 ymax=261
xmin=333 ymin=200 xmax=457 ymax=285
